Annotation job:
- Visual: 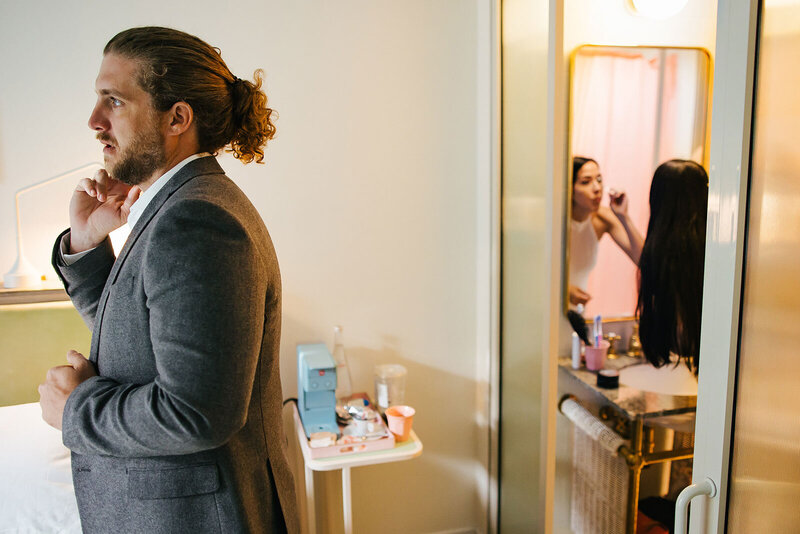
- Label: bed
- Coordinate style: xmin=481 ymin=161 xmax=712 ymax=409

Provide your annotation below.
xmin=0 ymin=403 xmax=81 ymax=533
xmin=0 ymin=302 xmax=88 ymax=533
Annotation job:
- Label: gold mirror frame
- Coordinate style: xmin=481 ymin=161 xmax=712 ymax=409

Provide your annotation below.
xmin=563 ymin=45 xmax=712 ymax=320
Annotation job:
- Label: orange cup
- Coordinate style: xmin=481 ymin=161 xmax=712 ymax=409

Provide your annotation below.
xmin=385 ymin=405 xmax=415 ymax=441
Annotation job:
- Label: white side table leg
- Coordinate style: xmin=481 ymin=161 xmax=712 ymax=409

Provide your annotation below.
xmin=305 ymin=465 xmax=316 ymax=534
xmin=342 ymin=466 xmax=353 ymax=534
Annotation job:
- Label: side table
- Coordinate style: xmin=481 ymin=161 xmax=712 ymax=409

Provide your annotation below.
xmin=291 ymin=404 xmax=423 ymax=534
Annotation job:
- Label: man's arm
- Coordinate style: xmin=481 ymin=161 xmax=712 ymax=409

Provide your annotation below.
xmin=51 ymin=230 xmax=116 ymax=330
xmin=61 ymin=198 xmax=269 ymax=457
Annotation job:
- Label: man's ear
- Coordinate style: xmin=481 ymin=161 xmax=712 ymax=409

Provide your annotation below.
xmin=166 ymin=101 xmax=194 ymax=137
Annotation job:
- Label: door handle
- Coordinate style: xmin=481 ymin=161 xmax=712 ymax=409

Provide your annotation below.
xmin=674 ymin=477 xmax=717 ymax=534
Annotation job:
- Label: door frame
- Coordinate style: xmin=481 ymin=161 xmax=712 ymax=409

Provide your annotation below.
xmin=689 ymin=0 xmax=760 ymax=531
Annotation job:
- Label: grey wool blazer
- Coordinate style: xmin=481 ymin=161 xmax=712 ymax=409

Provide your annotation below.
xmin=52 ymin=156 xmax=299 ymax=534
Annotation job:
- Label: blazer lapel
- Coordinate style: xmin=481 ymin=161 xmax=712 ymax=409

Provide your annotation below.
xmin=90 ymin=156 xmax=225 ymax=363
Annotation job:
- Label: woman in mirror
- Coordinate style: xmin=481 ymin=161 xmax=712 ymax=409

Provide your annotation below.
xmin=637 ymin=159 xmax=709 ymax=373
xmin=569 ymin=156 xmax=644 ymax=307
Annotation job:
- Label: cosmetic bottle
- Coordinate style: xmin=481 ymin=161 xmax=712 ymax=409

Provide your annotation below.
xmin=571 ymin=332 xmax=581 ymax=369
xmin=332 ymin=325 xmax=353 ymax=401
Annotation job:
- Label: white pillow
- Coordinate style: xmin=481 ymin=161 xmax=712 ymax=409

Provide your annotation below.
xmin=0 ymin=403 xmax=81 ymax=533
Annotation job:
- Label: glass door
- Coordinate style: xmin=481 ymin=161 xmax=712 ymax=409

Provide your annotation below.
xmin=684 ymin=0 xmax=800 ymax=532
xmin=725 ymin=0 xmax=800 ymax=530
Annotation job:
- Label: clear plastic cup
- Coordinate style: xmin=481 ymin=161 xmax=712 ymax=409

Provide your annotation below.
xmin=373 ymin=364 xmax=407 ymax=413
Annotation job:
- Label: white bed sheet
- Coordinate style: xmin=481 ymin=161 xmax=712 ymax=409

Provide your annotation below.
xmin=0 ymin=402 xmax=81 ymax=533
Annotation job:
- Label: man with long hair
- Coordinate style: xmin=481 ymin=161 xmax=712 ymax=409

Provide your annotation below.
xmin=38 ymin=27 xmax=298 ymax=533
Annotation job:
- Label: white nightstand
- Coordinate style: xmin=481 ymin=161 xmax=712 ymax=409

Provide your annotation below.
xmin=291 ymin=403 xmax=423 ymax=534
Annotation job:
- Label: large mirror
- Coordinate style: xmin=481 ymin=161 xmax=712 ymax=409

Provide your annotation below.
xmin=565 ymin=45 xmax=711 ymax=319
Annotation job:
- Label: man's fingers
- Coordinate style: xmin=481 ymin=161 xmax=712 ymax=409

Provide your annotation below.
xmin=76 ymin=177 xmax=99 ymax=198
xmin=93 ymin=169 xmax=110 ymax=202
xmin=66 ymin=350 xmax=88 ymax=369
xmin=93 ymin=169 xmax=109 ymax=182
xmin=45 ymin=364 xmax=75 ymax=386
xmin=66 ymin=350 xmax=97 ymax=379
xmin=75 ymin=169 xmax=131 ymax=204
xmin=123 ymin=186 xmax=141 ymax=211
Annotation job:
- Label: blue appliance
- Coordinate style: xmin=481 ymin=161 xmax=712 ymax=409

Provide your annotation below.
xmin=297 ymin=343 xmax=340 ymax=438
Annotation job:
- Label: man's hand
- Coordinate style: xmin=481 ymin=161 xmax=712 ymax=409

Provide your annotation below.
xmin=69 ymin=169 xmax=141 ymax=253
xmin=39 ymin=350 xmax=97 ymax=430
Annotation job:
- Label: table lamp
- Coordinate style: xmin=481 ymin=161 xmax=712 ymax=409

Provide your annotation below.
xmin=3 ymin=162 xmax=102 ymax=289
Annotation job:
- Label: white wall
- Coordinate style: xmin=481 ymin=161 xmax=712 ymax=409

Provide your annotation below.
xmin=0 ymin=2 xmax=492 ymax=533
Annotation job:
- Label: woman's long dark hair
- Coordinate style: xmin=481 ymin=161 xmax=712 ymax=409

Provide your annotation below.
xmin=637 ymin=160 xmax=709 ymax=373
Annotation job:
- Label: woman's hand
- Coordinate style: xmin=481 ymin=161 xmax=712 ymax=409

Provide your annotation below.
xmin=69 ymin=169 xmax=140 ymax=253
xmin=608 ymin=188 xmax=629 ymax=219
xmin=604 ymin=188 xmax=644 ymax=264
xmin=569 ymin=285 xmax=591 ymax=306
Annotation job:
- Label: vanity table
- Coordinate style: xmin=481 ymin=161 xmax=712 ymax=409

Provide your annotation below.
xmin=558 ymin=355 xmax=696 ymax=534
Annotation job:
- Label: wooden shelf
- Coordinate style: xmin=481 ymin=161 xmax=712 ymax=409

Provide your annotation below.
xmin=0 ymin=287 xmax=69 ymax=306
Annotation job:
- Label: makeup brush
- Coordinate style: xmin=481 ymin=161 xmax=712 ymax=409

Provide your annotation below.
xmin=567 ymin=310 xmax=591 ymax=346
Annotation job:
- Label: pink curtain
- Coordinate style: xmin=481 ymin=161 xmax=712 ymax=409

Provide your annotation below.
xmin=571 ymin=49 xmax=676 ymax=318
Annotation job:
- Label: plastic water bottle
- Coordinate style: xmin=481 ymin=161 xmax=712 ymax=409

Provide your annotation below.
xmin=332 ymin=325 xmax=353 ymax=401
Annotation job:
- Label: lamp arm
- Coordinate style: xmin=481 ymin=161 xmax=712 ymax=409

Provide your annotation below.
xmin=13 ymin=192 xmax=25 ymax=260
xmin=13 ymin=162 xmax=103 ymax=197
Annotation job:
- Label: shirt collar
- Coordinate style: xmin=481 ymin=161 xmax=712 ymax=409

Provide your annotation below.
xmin=127 ymin=153 xmax=212 ymax=230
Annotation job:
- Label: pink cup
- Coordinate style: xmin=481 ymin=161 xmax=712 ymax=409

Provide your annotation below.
xmin=385 ymin=405 xmax=415 ymax=441
xmin=584 ymin=340 xmax=610 ymax=371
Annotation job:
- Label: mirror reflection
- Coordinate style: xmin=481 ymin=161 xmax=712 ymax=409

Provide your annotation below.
xmin=565 ymin=45 xmax=711 ymax=319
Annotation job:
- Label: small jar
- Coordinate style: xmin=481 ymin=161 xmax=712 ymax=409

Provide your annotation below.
xmin=373 ymin=364 xmax=407 ymax=413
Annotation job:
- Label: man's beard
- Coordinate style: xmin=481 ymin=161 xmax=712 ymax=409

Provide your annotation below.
xmin=102 ymin=121 xmax=166 ymax=186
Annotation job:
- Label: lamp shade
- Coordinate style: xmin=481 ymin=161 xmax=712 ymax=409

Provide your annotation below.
xmin=3 ymin=252 xmax=42 ymax=289
xmin=3 ymin=162 xmax=102 ymax=290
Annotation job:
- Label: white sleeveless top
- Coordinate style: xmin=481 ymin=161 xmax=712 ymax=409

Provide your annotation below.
xmin=569 ymin=217 xmax=599 ymax=294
